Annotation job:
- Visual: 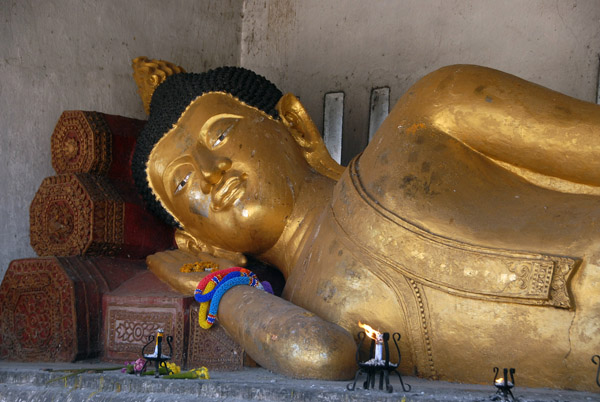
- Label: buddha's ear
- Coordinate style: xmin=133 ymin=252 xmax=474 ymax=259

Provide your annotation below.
xmin=277 ymin=93 xmax=344 ymax=181
xmin=174 ymin=229 xmax=247 ymax=266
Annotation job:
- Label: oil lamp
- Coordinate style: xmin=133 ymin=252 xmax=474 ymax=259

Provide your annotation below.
xmin=493 ymin=367 xmax=516 ymax=401
xmin=593 ymin=355 xmax=600 ymax=388
xmin=347 ymin=322 xmax=410 ymax=393
xmin=359 ymin=322 xmax=385 ymax=364
xmin=140 ymin=329 xmax=173 ymax=377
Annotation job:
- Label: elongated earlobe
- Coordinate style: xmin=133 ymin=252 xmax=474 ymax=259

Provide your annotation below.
xmin=277 ymin=93 xmax=344 ymax=181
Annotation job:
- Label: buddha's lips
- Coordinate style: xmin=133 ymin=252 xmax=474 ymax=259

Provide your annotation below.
xmin=212 ymin=175 xmax=246 ymax=211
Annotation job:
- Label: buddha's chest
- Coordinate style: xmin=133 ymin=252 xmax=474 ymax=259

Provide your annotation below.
xmin=282 ymin=204 xmax=410 ymax=339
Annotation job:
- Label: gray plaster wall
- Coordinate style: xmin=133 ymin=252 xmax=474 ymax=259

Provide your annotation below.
xmin=1 ymin=0 xmax=600 ymax=282
xmin=0 ymin=0 xmax=243 ymax=281
xmin=241 ymin=0 xmax=600 ymax=163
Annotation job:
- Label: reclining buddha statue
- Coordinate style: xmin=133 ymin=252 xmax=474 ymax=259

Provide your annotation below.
xmin=131 ymin=57 xmax=600 ymax=391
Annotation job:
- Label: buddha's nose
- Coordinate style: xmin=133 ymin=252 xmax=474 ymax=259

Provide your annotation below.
xmin=196 ymin=152 xmax=232 ymax=193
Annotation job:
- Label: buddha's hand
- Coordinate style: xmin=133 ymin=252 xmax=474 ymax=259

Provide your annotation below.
xmin=147 ymin=248 xmax=209 ymax=270
xmin=174 ymin=229 xmax=247 ymax=266
xmin=146 ymin=249 xmax=240 ymax=295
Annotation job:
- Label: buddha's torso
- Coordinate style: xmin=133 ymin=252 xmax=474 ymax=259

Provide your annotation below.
xmin=283 ymin=123 xmax=600 ymax=390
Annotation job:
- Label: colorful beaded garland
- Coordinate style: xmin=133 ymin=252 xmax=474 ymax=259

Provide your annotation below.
xmin=195 ymin=267 xmax=272 ymax=329
xmin=206 ymin=276 xmax=258 ymax=324
xmin=195 ymin=267 xmax=250 ymax=293
xmin=197 ymin=280 xmax=217 ymax=329
xmin=195 ymin=270 xmax=257 ymax=303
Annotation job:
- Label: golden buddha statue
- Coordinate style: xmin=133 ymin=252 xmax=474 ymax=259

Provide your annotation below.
xmin=131 ymin=59 xmax=600 ymax=391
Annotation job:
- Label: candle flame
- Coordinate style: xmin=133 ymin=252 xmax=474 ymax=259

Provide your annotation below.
xmin=358 ymin=321 xmax=382 ymax=340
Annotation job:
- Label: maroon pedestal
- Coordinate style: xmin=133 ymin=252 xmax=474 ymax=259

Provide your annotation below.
xmin=186 ymin=304 xmax=247 ymax=371
xmin=0 ymin=257 xmax=145 ymax=361
xmin=102 ymin=271 xmax=251 ymax=370
xmin=102 ymin=271 xmax=193 ymax=367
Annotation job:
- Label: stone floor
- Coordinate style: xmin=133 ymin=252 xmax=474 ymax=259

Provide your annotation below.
xmin=0 ymin=360 xmax=598 ymax=401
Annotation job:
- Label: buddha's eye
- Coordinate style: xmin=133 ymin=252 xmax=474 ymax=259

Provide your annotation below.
xmin=212 ymin=123 xmax=235 ymax=148
xmin=174 ymin=172 xmax=192 ymax=195
xmin=206 ymin=117 xmax=240 ymax=148
xmin=213 ymin=129 xmax=228 ymax=147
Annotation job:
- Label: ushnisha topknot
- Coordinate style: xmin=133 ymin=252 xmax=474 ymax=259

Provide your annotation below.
xmin=132 ymin=66 xmax=283 ymax=227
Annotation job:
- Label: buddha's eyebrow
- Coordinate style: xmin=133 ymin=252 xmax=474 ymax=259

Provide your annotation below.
xmin=199 ymin=113 xmax=243 ymax=139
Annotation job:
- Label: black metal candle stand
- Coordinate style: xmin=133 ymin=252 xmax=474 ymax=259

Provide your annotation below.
xmin=493 ymin=367 xmax=516 ymax=401
xmin=140 ymin=330 xmax=174 ymax=378
xmin=347 ymin=331 xmax=411 ymax=393
xmin=593 ymin=355 xmax=600 ymax=388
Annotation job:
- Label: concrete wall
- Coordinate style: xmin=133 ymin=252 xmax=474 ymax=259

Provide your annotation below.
xmin=241 ymin=0 xmax=600 ymax=163
xmin=0 ymin=0 xmax=243 ymax=281
xmin=1 ymin=0 xmax=599 ymax=282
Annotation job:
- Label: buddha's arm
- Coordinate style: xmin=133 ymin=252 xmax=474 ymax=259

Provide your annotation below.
xmin=218 ymin=286 xmax=356 ymax=379
xmin=146 ymin=250 xmax=357 ymax=379
xmin=396 ymin=64 xmax=600 ymax=187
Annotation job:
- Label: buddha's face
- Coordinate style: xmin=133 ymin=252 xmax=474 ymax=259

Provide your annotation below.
xmin=147 ymin=92 xmax=308 ymax=254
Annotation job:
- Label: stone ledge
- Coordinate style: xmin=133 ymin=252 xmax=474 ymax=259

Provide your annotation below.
xmin=0 ymin=362 xmax=597 ymax=402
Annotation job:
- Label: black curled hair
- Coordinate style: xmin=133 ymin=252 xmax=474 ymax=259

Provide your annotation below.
xmin=132 ymin=67 xmax=283 ymax=227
